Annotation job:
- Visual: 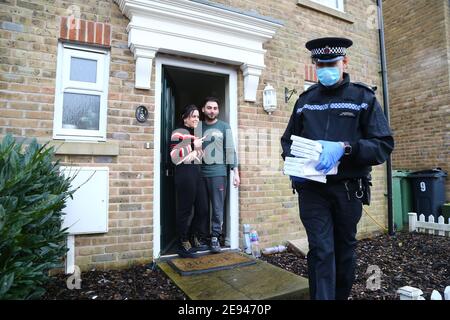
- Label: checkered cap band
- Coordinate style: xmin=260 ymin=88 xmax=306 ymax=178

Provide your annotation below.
xmin=311 ymin=46 xmax=346 ymax=57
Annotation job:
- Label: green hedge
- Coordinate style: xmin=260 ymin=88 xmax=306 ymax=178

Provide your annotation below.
xmin=0 ymin=134 xmax=74 ymax=299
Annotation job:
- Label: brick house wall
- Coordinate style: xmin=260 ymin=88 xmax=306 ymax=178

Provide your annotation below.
xmin=0 ymin=0 xmax=388 ymax=270
xmin=384 ymin=0 xmax=450 ymax=199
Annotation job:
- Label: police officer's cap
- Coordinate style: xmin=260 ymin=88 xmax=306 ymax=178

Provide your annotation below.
xmin=305 ymin=37 xmax=353 ymax=63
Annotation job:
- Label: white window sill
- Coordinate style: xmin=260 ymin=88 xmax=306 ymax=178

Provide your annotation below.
xmin=2 ymin=135 xmax=120 ymax=156
xmin=297 ymin=0 xmax=355 ymax=24
xmin=49 ymin=140 xmax=119 ymax=156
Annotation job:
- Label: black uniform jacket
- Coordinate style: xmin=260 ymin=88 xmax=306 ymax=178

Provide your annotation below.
xmin=281 ymin=73 xmax=394 ymax=182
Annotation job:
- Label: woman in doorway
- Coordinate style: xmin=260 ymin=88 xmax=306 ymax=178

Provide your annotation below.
xmin=170 ymin=104 xmax=208 ymax=258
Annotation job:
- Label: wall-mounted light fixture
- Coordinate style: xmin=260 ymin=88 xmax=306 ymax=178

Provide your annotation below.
xmin=263 ymin=84 xmax=277 ymax=115
xmin=285 ymin=87 xmax=297 ymax=103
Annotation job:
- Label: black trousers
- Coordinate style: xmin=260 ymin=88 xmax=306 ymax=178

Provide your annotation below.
xmin=174 ymin=165 xmax=208 ymax=241
xmin=297 ymin=180 xmax=363 ymax=300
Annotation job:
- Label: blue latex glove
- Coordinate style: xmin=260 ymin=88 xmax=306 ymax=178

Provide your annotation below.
xmin=315 ymin=140 xmax=344 ymax=174
xmin=290 ymin=176 xmax=306 ymax=184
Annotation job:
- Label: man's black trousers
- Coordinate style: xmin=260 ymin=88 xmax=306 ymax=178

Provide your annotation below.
xmin=297 ymin=180 xmax=363 ymax=300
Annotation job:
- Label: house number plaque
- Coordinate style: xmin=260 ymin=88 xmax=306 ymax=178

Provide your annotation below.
xmin=135 ymin=105 xmax=149 ymax=123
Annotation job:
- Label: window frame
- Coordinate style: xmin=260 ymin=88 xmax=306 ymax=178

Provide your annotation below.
xmin=53 ymin=42 xmax=110 ymax=141
xmin=310 ymin=0 xmax=344 ymax=12
xmin=304 ymin=81 xmax=316 ymax=91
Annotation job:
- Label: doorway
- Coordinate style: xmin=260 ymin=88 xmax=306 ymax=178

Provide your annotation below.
xmin=153 ymin=57 xmax=239 ymax=258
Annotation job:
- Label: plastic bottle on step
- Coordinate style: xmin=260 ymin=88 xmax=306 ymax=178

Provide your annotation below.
xmin=243 ymin=224 xmax=252 ymax=255
xmin=250 ymin=230 xmax=261 ymax=258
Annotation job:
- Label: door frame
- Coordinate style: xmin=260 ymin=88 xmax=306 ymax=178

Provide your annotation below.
xmin=153 ymin=56 xmax=239 ymax=259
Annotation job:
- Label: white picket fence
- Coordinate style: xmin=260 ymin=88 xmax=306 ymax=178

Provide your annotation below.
xmin=398 ymin=286 xmax=450 ymax=300
xmin=408 ymin=212 xmax=450 ymax=237
xmin=402 ymin=213 xmax=449 ymax=301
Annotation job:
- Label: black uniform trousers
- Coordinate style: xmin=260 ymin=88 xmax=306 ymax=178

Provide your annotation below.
xmin=174 ymin=165 xmax=208 ymax=242
xmin=297 ymin=180 xmax=362 ymax=300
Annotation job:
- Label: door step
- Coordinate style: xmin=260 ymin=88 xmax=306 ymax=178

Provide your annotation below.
xmin=158 ymin=255 xmax=309 ymax=300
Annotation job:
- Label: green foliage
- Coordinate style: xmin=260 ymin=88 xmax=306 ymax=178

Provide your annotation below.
xmin=0 ymin=134 xmax=74 ymax=299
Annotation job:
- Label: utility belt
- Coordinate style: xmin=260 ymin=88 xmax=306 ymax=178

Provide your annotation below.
xmin=292 ymin=175 xmax=372 ymax=205
xmin=340 ymin=175 xmax=372 ymax=205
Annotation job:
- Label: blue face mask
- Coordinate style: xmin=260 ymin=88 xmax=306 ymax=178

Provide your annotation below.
xmin=317 ymin=67 xmax=341 ymax=87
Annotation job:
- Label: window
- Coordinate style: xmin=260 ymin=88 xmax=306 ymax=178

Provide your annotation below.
xmin=310 ymin=0 xmax=344 ymax=12
xmin=53 ymin=43 xmax=110 ymax=141
xmin=304 ymin=81 xmax=316 ymax=91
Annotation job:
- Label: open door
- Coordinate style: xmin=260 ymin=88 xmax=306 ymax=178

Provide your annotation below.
xmin=160 ymin=68 xmax=177 ymax=255
xmin=158 ymin=61 xmax=237 ymax=256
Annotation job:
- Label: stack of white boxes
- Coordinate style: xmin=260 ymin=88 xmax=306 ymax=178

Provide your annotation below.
xmin=283 ymin=135 xmax=339 ymax=183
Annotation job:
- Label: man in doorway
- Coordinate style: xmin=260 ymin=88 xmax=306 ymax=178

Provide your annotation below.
xmin=281 ymin=37 xmax=394 ymax=299
xmin=196 ymin=97 xmax=240 ymax=253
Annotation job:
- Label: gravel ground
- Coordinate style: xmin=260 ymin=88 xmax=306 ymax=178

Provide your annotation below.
xmin=42 ymin=232 xmax=449 ymax=300
xmin=262 ymin=231 xmax=450 ymax=300
xmin=42 ymin=265 xmax=187 ymax=300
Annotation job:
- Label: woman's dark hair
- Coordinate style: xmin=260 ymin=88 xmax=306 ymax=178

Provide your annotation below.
xmin=181 ymin=104 xmax=199 ymax=120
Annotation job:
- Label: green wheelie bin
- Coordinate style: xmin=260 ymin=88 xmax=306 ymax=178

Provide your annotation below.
xmin=392 ymin=170 xmax=413 ymax=231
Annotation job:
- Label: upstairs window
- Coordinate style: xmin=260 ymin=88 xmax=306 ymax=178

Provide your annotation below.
xmin=310 ymin=0 xmax=344 ymax=12
xmin=53 ymin=43 xmax=110 ymax=141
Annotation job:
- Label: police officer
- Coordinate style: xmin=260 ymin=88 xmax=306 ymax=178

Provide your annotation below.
xmin=281 ymin=37 xmax=394 ymax=300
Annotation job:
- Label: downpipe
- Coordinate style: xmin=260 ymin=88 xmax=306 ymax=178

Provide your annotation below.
xmin=377 ymin=0 xmax=395 ymax=236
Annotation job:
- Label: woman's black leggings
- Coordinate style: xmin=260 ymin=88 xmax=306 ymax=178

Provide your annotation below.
xmin=174 ymin=165 xmax=208 ymax=241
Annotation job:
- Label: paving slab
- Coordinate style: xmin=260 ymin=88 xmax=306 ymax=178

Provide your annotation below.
xmin=158 ymin=256 xmax=309 ymax=300
xmin=287 ymin=238 xmax=309 ymax=256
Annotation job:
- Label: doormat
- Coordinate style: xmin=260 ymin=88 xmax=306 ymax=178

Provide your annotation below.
xmin=167 ymin=252 xmax=256 ymax=276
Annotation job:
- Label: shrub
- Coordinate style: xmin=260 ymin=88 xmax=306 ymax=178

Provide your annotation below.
xmin=0 ymin=134 xmax=74 ymax=299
